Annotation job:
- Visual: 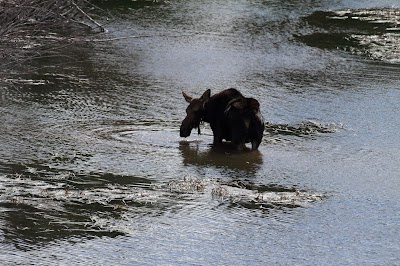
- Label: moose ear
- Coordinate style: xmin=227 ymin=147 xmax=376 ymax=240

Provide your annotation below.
xmin=248 ymin=98 xmax=260 ymax=112
xmin=228 ymin=97 xmax=246 ymax=110
xmin=182 ymin=91 xmax=193 ymax=103
xmin=200 ymin=89 xmax=211 ymax=101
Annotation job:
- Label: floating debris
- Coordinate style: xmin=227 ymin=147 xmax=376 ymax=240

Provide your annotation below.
xmin=211 ymin=184 xmax=324 ymax=209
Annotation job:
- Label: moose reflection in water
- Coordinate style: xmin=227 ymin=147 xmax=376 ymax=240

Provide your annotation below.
xmin=179 ymin=141 xmax=263 ymax=173
xmin=180 ymin=89 xmax=265 ymax=150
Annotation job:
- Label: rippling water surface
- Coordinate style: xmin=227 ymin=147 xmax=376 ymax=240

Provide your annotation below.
xmin=1 ymin=0 xmax=400 ymax=264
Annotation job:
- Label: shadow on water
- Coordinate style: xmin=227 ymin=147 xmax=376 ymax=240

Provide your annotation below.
xmin=298 ymin=8 xmax=400 ymax=63
xmin=0 ymin=163 xmax=161 ymax=249
xmin=0 ymin=202 xmax=124 ymax=251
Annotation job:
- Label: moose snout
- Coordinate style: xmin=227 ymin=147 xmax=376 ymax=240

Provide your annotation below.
xmin=180 ymin=126 xmax=191 ymax=138
xmin=180 ymin=119 xmax=192 ymax=138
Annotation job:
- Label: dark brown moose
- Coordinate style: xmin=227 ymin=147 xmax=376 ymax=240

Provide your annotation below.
xmin=180 ymin=88 xmax=264 ymax=150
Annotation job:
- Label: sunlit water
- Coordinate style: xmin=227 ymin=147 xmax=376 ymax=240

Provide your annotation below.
xmin=1 ymin=0 xmax=400 ymax=264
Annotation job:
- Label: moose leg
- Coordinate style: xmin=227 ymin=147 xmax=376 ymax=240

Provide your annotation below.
xmin=211 ymin=124 xmax=223 ymax=145
xmin=251 ymin=139 xmax=261 ymax=150
xmin=248 ymin=114 xmax=264 ymax=150
xmin=230 ymin=119 xmax=248 ymax=150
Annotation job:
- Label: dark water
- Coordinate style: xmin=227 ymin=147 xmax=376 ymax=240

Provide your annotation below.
xmin=1 ymin=0 xmax=400 ymax=264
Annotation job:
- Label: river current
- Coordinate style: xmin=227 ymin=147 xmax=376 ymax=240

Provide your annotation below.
xmin=1 ymin=0 xmax=400 ymax=264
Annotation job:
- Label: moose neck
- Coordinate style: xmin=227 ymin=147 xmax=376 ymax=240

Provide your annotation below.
xmin=201 ymin=102 xmax=212 ymax=123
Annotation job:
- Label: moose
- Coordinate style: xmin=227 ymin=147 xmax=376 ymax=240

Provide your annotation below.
xmin=180 ymin=88 xmax=264 ymax=150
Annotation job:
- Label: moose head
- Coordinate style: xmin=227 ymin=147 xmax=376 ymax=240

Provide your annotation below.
xmin=180 ymin=89 xmax=211 ymax=138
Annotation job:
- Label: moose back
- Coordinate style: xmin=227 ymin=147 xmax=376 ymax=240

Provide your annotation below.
xmin=180 ymin=88 xmax=264 ymax=150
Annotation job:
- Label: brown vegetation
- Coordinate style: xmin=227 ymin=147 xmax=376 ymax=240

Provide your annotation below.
xmin=0 ymin=0 xmax=104 ymax=36
xmin=0 ymin=0 xmax=104 ymax=74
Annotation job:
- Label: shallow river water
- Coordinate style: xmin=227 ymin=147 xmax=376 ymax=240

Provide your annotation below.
xmin=1 ymin=0 xmax=400 ymax=264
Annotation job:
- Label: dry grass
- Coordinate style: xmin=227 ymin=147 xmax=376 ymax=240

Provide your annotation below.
xmin=0 ymin=0 xmax=104 ymax=76
xmin=0 ymin=0 xmax=104 ymax=36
